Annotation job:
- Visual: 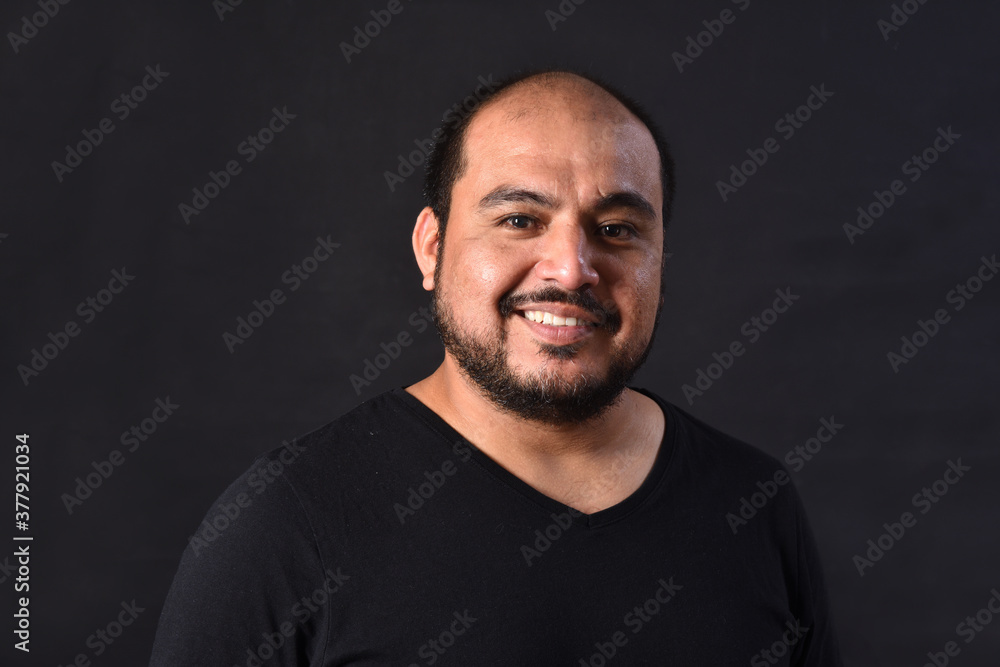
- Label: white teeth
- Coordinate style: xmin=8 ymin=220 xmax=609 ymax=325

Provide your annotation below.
xmin=523 ymin=310 xmax=588 ymax=327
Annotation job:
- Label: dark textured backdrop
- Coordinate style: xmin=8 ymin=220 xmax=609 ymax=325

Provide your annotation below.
xmin=2 ymin=0 xmax=998 ymax=664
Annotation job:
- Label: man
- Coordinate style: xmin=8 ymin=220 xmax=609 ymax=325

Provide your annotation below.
xmin=151 ymin=70 xmax=843 ymax=665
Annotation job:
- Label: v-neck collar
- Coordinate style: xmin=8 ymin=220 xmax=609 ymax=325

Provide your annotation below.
xmin=392 ymin=386 xmax=677 ymax=529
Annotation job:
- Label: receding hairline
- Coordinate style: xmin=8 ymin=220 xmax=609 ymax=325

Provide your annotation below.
xmin=423 ymin=68 xmax=676 ymax=232
xmin=471 ymin=72 xmax=647 ymax=138
xmin=454 ymin=72 xmax=661 ymax=190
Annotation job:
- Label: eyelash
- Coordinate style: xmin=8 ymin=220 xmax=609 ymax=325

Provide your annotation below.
xmin=498 ymin=215 xmax=637 ymax=239
xmin=499 ymin=214 xmax=535 ymax=230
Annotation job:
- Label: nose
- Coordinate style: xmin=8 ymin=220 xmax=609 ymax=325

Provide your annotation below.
xmin=533 ymin=219 xmax=600 ymax=291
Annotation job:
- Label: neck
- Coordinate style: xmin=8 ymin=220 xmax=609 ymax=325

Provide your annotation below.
xmin=405 ymin=356 xmax=664 ymax=514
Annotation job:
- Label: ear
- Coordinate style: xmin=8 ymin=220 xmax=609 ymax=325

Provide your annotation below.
xmin=412 ymin=206 xmax=441 ymax=291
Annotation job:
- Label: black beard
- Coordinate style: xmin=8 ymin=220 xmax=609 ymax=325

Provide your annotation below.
xmin=430 ymin=283 xmax=659 ymax=425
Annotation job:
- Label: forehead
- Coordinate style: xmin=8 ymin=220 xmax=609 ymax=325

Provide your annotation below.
xmin=457 ymin=81 xmax=663 ymax=209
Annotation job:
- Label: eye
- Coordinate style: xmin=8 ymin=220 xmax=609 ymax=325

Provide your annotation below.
xmin=598 ymin=223 xmax=635 ymax=239
xmin=500 ymin=214 xmax=535 ymax=230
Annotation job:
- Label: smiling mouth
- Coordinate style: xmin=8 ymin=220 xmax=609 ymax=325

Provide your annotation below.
xmin=520 ymin=310 xmax=599 ymax=327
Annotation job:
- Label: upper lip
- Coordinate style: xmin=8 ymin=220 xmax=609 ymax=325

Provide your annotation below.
xmin=517 ymin=304 xmax=601 ymax=325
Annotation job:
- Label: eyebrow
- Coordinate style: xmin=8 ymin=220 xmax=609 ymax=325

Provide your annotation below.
xmin=477 ymin=186 xmax=556 ymax=212
xmin=593 ymin=191 xmax=657 ymax=221
xmin=476 ymin=185 xmax=657 ymax=220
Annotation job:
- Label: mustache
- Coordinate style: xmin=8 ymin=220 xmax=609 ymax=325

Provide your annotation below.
xmin=498 ymin=286 xmax=622 ymax=334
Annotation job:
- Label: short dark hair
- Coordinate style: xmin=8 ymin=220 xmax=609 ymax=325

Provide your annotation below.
xmin=423 ymin=68 xmax=677 ymax=236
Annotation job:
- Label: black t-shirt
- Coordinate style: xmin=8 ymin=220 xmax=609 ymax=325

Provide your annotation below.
xmin=150 ymin=387 xmax=842 ymax=666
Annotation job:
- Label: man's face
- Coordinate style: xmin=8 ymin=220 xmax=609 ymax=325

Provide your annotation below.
xmin=430 ymin=80 xmax=665 ymax=424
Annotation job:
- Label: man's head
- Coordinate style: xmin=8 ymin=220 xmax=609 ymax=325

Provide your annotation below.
xmin=424 ymin=70 xmax=676 ymax=237
xmin=412 ymin=70 xmax=675 ymax=425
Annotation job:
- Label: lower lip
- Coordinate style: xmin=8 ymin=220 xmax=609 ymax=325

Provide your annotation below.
xmin=517 ymin=314 xmax=597 ymax=345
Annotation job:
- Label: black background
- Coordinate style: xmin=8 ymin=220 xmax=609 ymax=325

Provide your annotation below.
xmin=2 ymin=0 xmax=998 ymax=665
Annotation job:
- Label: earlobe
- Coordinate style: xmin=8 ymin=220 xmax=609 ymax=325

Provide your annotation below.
xmin=412 ymin=207 xmax=440 ymax=291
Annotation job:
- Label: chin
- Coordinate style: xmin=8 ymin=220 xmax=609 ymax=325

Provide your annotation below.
xmin=432 ymin=289 xmax=651 ymax=424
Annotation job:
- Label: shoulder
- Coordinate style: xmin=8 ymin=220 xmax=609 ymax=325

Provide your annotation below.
xmin=635 ymin=387 xmax=787 ymax=482
xmin=251 ymin=389 xmax=411 ymax=486
xmin=180 ymin=390 xmax=408 ymax=555
xmin=227 ymin=388 xmax=456 ymax=541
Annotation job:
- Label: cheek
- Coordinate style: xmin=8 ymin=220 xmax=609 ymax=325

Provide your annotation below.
xmin=472 ymin=260 xmax=501 ymax=288
xmin=451 ymin=242 xmax=528 ymax=300
xmin=616 ymin=258 xmax=662 ymax=329
xmin=635 ymin=263 xmax=661 ymax=302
